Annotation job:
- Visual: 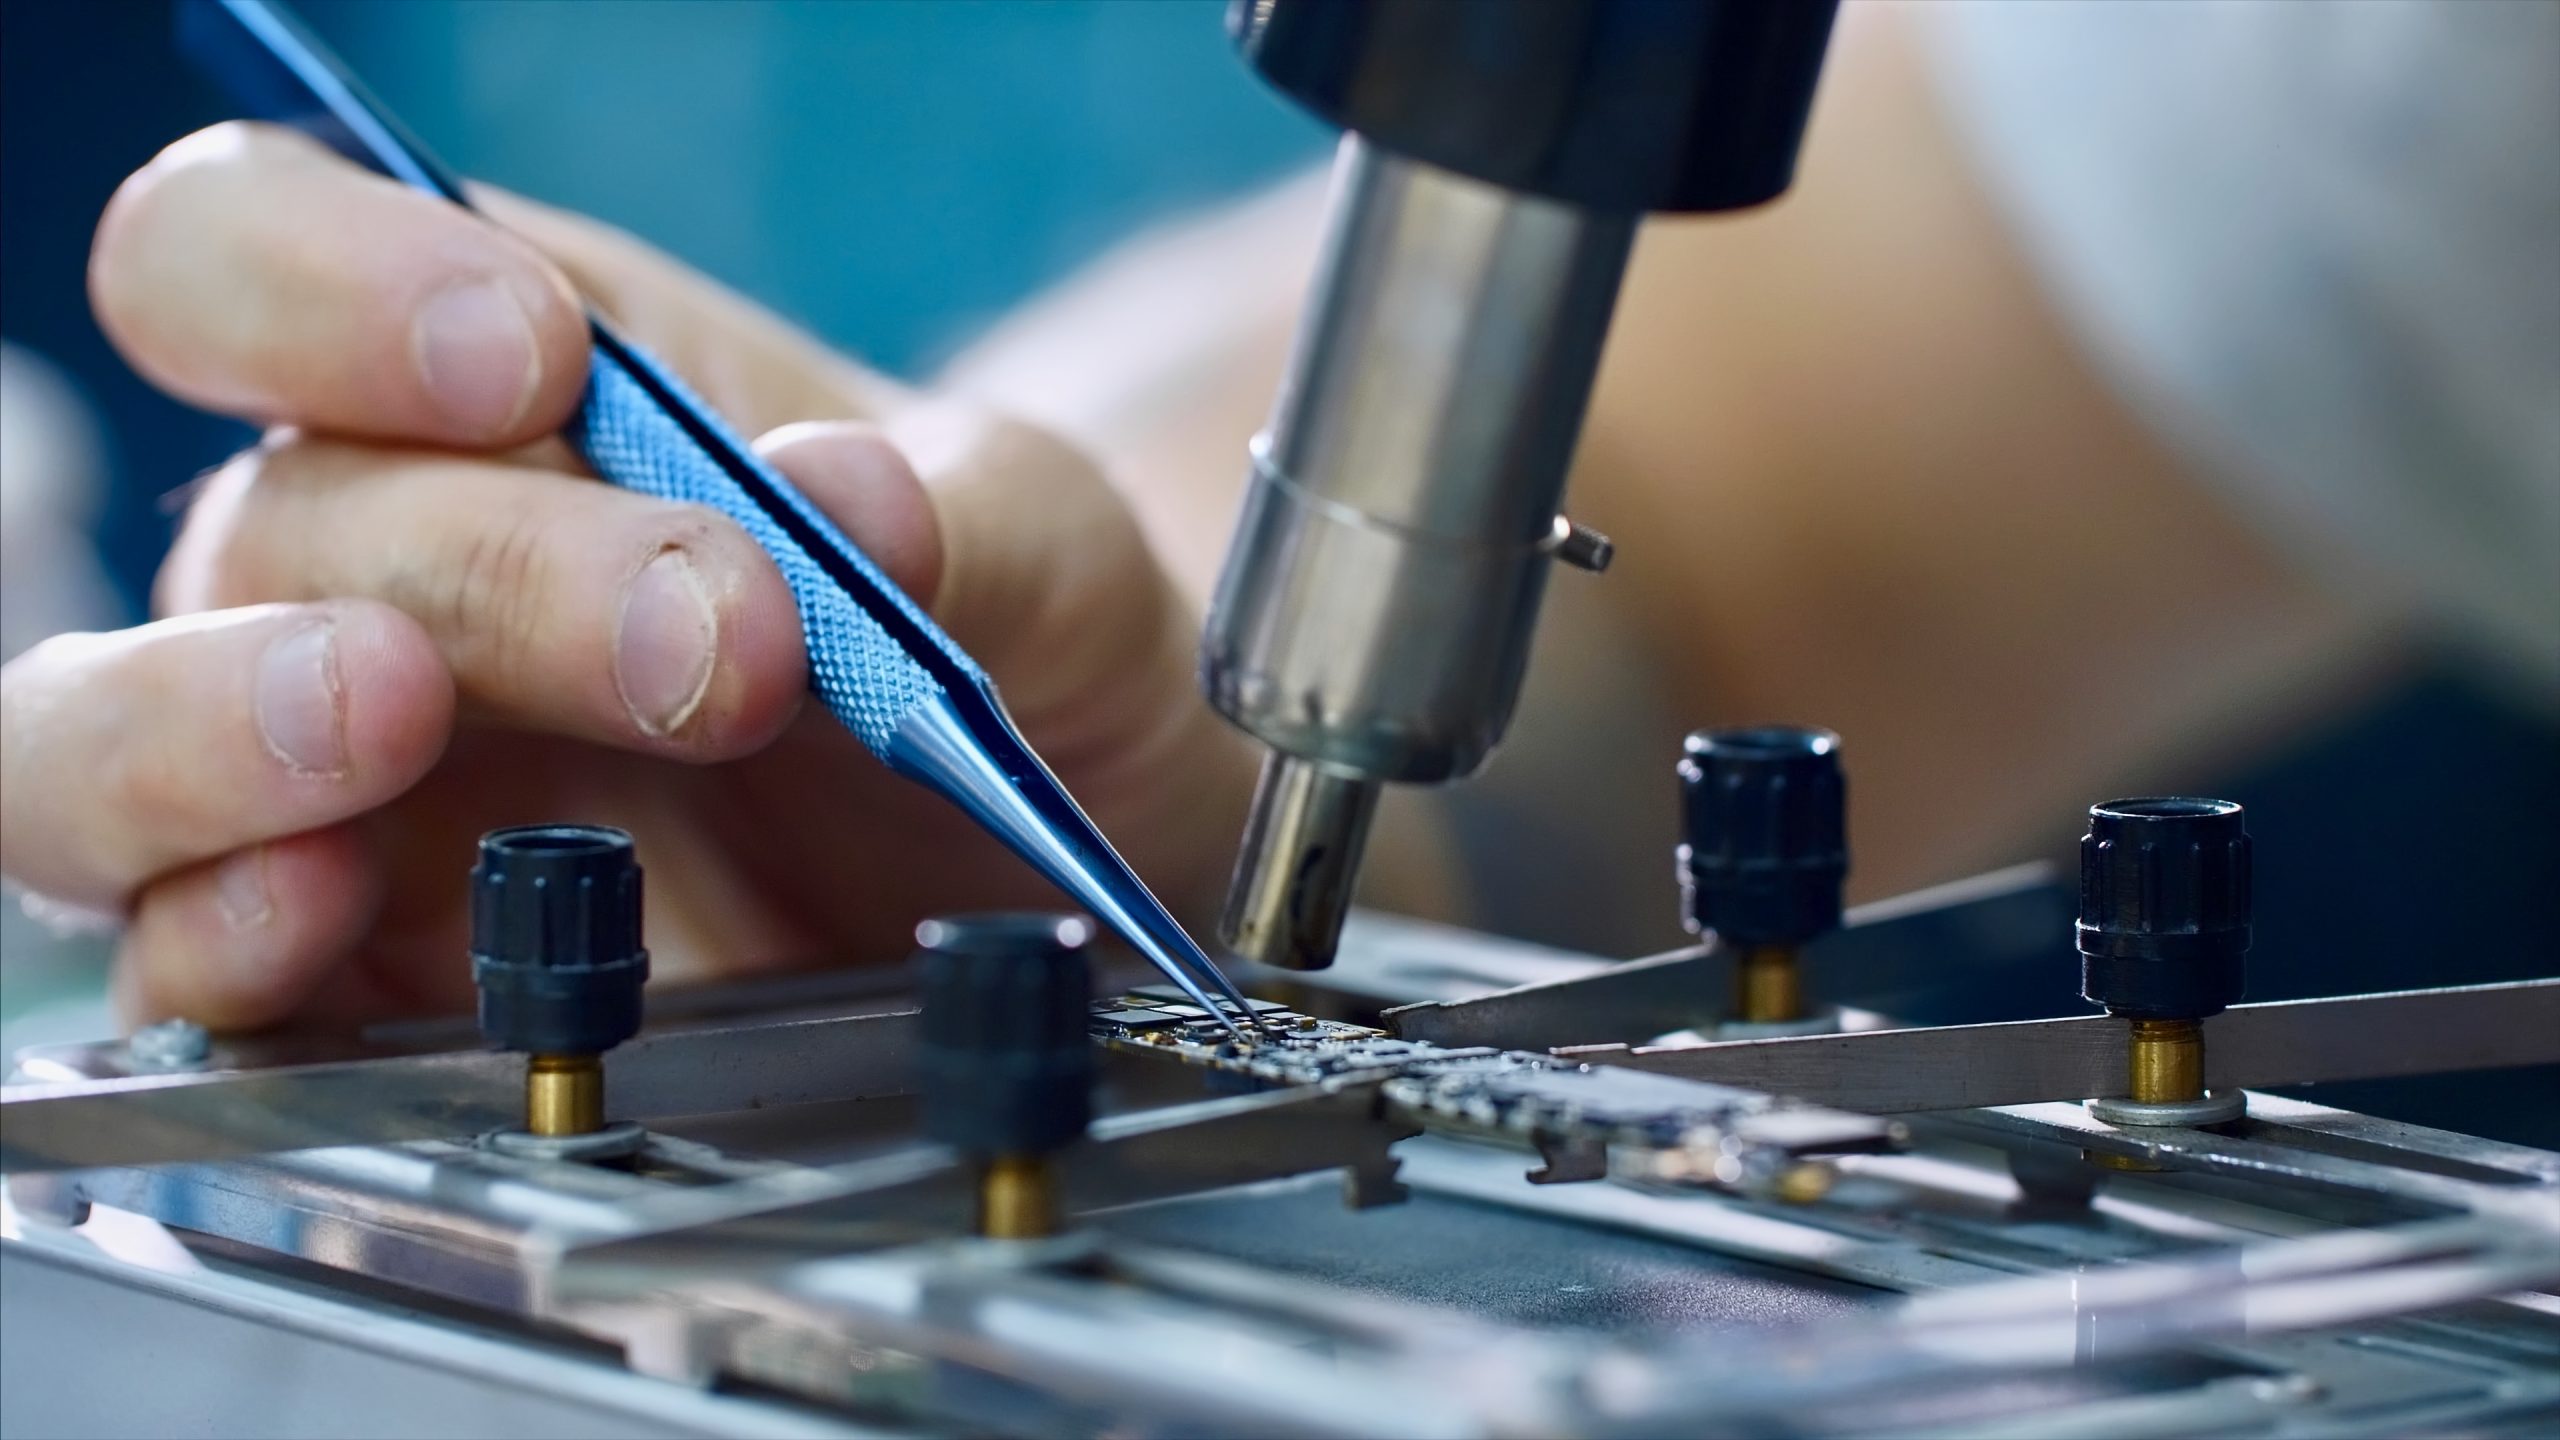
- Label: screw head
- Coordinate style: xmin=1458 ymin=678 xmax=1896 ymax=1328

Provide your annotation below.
xmin=470 ymin=825 xmax=649 ymax=1056
xmin=2078 ymin=798 xmax=2250 ymax=1019
xmin=1676 ymin=725 xmax=1847 ymax=946
xmin=912 ymin=912 xmax=1097 ymax=1157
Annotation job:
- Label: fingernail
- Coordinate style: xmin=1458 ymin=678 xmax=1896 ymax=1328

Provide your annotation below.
xmin=615 ymin=550 xmax=718 ymax=737
xmin=256 ymin=619 xmax=346 ymax=776
xmin=413 ymin=276 xmax=540 ymax=435
xmin=216 ymin=848 xmax=272 ymax=931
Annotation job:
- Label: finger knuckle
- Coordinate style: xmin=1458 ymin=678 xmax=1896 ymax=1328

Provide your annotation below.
xmin=411 ymin=508 xmax=554 ymax=682
xmin=987 ymin=415 xmax=1145 ymax=556
xmin=93 ymin=716 xmax=187 ymax=852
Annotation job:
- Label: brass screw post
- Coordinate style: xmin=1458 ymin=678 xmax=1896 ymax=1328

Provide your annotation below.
xmin=978 ymin=1154 xmax=1062 ymax=1240
xmin=1733 ymin=945 xmax=1804 ymax=1025
xmin=525 ymin=1053 xmax=605 ymax=1137
xmin=2090 ymin=1017 xmax=2208 ymax=1173
xmin=2126 ymin=1018 xmax=2204 ymax=1105
xmin=1775 ymin=1162 xmax=1834 ymax=1205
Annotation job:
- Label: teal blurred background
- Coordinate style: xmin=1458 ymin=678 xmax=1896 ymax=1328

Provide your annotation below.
xmin=326 ymin=0 xmax=1327 ymax=376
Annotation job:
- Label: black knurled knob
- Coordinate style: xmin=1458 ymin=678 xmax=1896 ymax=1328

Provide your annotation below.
xmin=471 ymin=825 xmax=649 ymax=1055
xmin=913 ymin=913 xmax=1096 ymax=1156
xmin=1677 ymin=725 xmax=1848 ymax=947
xmin=2077 ymin=798 xmax=2250 ymax=1019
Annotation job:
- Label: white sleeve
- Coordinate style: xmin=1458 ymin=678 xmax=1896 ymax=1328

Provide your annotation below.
xmin=1921 ymin=0 xmax=2560 ymax=710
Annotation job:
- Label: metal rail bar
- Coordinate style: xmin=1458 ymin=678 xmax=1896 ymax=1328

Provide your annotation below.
xmin=1387 ymin=863 xmax=2071 ymax=1048
xmin=0 ymin=1010 xmax=919 ymax=1172
xmin=545 ymin=1084 xmax=1409 ymax=1294
xmin=1561 ymin=979 xmax=2560 ymax=1113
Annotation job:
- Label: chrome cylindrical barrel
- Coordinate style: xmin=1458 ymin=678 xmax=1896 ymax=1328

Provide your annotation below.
xmin=1202 ymin=138 xmax=1635 ymax=967
xmin=1203 ymin=138 xmax=1633 ymax=783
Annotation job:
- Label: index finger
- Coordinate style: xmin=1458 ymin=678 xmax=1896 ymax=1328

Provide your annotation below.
xmin=90 ymin=121 xmax=591 ymax=449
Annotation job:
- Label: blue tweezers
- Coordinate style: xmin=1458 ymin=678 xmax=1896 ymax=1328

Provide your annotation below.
xmin=181 ymin=0 xmax=1255 ymax=1037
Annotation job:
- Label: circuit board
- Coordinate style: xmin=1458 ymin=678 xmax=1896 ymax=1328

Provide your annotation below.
xmin=1090 ymin=988 xmax=1900 ymax=1200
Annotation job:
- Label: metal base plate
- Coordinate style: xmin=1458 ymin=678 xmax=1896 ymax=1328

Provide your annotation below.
xmin=1713 ymin=1015 xmax=1843 ymax=1042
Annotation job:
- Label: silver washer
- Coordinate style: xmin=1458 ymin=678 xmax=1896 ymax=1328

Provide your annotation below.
xmin=2086 ymin=1090 xmax=2247 ymax=1127
xmin=480 ymin=1121 xmax=649 ymax=1163
xmin=950 ymin=1230 xmax=1106 ymax=1271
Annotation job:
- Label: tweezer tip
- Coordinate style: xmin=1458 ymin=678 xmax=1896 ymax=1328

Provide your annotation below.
xmin=887 ymin=689 xmax=1260 ymax=1037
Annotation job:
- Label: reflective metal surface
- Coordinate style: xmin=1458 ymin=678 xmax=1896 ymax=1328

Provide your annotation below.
xmin=1203 ymin=137 xmax=1635 ymax=782
xmin=2088 ymin=1089 xmax=2247 ymax=1128
xmin=546 ymin=1085 xmax=1411 ymax=1294
xmin=1202 ymin=136 xmax=1636 ymax=970
xmin=1948 ymin=1095 xmax=2560 ymax=1224
xmin=524 ymin=1053 xmax=604 ymax=1137
xmin=0 ymin=1211 xmax=868 ymax=1440
xmin=1258 ymin=909 xmax=1613 ymax=1009
xmin=0 ymin=1007 xmax=919 ymax=1172
xmin=1564 ymin=978 xmax=2560 ymax=1113
xmin=1219 ymin=753 xmax=1380 ymax=971
xmin=1389 ymin=862 xmax=2072 ymax=1048
xmin=7 ymin=905 xmax=2555 ymax=1437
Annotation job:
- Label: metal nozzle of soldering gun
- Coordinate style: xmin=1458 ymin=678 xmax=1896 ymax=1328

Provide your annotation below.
xmin=1203 ymin=0 xmax=1840 ymax=970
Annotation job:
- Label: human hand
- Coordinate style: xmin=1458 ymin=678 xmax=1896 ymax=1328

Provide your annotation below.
xmin=0 ymin=122 xmax=1252 ymax=1030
